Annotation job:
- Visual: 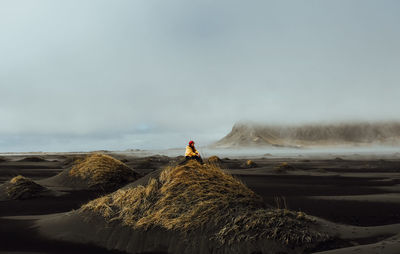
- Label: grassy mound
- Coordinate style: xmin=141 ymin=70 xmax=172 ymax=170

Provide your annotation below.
xmin=243 ymin=159 xmax=257 ymax=168
xmin=81 ymin=161 xmax=328 ymax=247
xmin=274 ymin=162 xmax=296 ymax=173
xmin=207 ymin=155 xmax=221 ymax=164
xmin=6 ymin=175 xmax=47 ymax=199
xmin=68 ymin=153 xmax=139 ymax=189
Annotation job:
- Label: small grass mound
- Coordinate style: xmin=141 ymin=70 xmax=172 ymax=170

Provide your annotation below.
xmin=274 ymin=162 xmax=296 ymax=173
xmin=69 ymin=153 xmax=139 ymax=189
xmin=243 ymin=159 xmax=257 ymax=168
xmin=81 ymin=161 xmax=328 ymax=247
xmin=6 ymin=175 xmax=47 ymax=199
xmin=207 ymin=155 xmax=221 ymax=164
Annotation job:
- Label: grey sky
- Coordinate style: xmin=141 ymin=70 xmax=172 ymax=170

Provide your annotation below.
xmin=1 ymin=0 xmax=400 ymax=152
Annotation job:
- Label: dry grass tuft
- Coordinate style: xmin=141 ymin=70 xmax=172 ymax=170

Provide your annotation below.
xmin=243 ymin=159 xmax=257 ymax=168
xmin=207 ymin=155 xmax=221 ymax=164
xmin=7 ymin=175 xmax=46 ymax=199
xmin=69 ymin=153 xmax=138 ymax=189
xmin=81 ymin=161 xmax=328 ymax=246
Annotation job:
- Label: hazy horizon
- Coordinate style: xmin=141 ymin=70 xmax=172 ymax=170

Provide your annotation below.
xmin=1 ymin=0 xmax=400 ymax=152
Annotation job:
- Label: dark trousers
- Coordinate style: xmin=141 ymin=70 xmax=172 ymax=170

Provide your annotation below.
xmin=185 ymin=156 xmax=204 ymax=164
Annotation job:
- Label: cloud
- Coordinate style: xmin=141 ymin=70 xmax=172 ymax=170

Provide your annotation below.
xmin=1 ymin=0 xmax=400 ymax=151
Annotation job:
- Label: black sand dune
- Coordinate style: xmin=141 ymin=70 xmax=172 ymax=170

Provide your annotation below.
xmin=18 ymin=156 xmax=48 ymax=162
xmin=122 ymin=155 xmax=173 ymax=175
xmin=0 ymin=217 xmax=126 ymax=254
xmin=215 ymin=122 xmax=400 ymax=147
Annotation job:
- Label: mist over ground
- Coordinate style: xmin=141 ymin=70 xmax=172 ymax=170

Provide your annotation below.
xmin=1 ymin=0 xmax=400 ymax=152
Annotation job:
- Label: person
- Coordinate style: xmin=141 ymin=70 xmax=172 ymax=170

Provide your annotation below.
xmin=184 ymin=140 xmax=203 ymax=164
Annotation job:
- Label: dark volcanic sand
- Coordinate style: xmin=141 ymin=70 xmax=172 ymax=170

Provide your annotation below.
xmin=0 ymin=154 xmax=400 ymax=253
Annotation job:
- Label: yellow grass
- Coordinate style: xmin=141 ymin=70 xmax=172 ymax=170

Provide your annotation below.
xmin=69 ymin=153 xmax=137 ymax=188
xmin=207 ymin=155 xmax=221 ymax=164
xmin=279 ymin=162 xmax=289 ymax=168
xmin=10 ymin=175 xmax=27 ymax=184
xmin=81 ymin=160 xmax=328 ymax=246
xmin=246 ymin=159 xmax=256 ymax=167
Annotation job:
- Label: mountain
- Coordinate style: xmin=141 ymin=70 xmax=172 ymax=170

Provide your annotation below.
xmin=214 ymin=122 xmax=400 ymax=148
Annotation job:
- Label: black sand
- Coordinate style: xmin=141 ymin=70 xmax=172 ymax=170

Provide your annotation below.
xmin=0 ymin=154 xmax=399 ymax=253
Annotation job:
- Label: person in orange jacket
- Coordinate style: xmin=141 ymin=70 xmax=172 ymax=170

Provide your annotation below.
xmin=184 ymin=140 xmax=203 ymax=164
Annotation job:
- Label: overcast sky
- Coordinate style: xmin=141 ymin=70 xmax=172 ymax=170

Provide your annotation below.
xmin=1 ymin=0 xmax=400 ymax=152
